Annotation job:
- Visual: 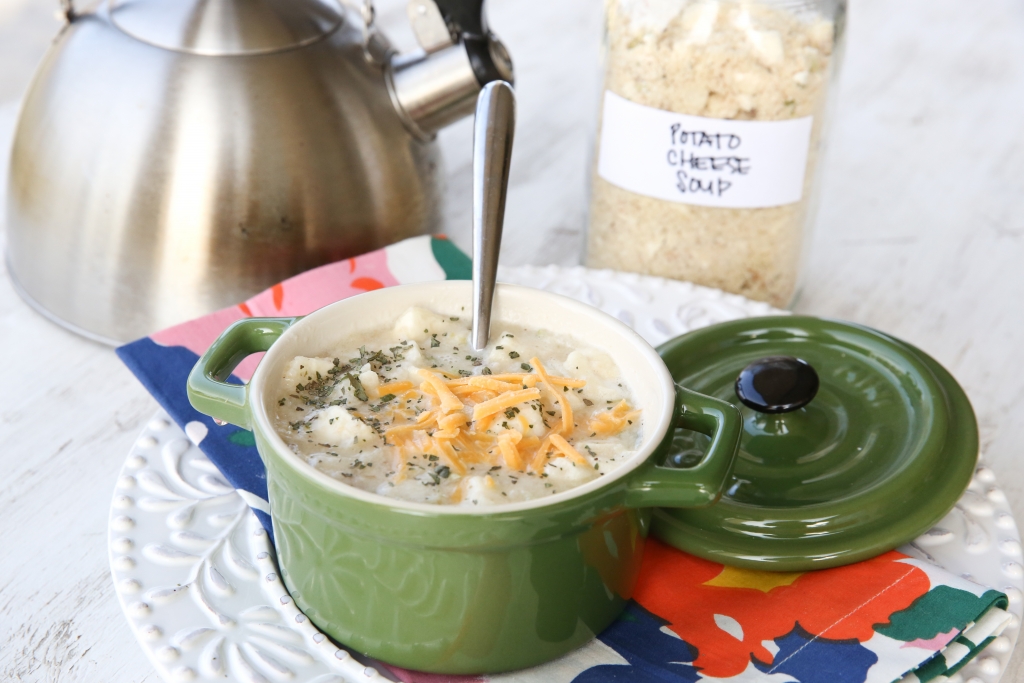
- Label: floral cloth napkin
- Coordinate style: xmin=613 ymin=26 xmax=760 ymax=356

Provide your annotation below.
xmin=117 ymin=235 xmax=1012 ymax=683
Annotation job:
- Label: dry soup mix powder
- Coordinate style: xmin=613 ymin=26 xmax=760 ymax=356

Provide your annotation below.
xmin=273 ymin=307 xmax=643 ymax=506
xmin=588 ymin=0 xmax=837 ymax=307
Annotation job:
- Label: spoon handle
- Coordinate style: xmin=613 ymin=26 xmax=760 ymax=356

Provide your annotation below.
xmin=471 ymin=80 xmax=516 ymax=351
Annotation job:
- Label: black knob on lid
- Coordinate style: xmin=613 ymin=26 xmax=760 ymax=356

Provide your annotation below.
xmin=735 ymin=356 xmax=819 ymax=414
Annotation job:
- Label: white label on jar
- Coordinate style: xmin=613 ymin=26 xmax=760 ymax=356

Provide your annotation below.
xmin=597 ymin=91 xmax=814 ymax=209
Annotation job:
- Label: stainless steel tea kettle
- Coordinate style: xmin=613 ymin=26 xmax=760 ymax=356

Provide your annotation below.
xmin=5 ymin=0 xmax=512 ymax=343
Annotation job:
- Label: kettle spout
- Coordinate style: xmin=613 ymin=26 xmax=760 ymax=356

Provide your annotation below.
xmin=387 ymin=0 xmax=513 ymax=140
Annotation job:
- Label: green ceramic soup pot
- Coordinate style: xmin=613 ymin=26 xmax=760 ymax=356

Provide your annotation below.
xmin=187 ymin=281 xmax=741 ymax=674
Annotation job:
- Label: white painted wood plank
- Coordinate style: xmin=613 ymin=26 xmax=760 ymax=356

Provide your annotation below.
xmin=0 ymin=260 xmax=161 ymax=681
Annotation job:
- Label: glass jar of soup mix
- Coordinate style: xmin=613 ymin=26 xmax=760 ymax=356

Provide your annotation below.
xmin=587 ymin=0 xmax=847 ymax=307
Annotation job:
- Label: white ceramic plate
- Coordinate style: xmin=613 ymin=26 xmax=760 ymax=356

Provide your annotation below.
xmin=109 ymin=265 xmax=1024 ymax=683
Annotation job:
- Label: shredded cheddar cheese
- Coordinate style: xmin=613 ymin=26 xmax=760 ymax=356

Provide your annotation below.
xmin=588 ymin=400 xmax=642 ymax=437
xmin=531 ymin=357 xmax=573 ymax=436
xmin=466 ymin=377 xmax=522 ymax=393
xmin=418 ymin=369 xmax=465 ymax=413
xmin=447 ymin=373 xmax=580 ymax=388
xmin=530 ymin=436 xmax=554 ymax=472
xmin=549 ymin=433 xmax=590 ymax=467
xmin=434 ymin=438 xmax=467 ymax=475
xmin=439 ymin=413 xmax=470 ymax=431
xmin=472 ymin=388 xmax=542 ymax=421
xmin=498 ymin=432 xmax=523 ymax=470
xmin=371 ymin=360 xmax=631 ymax=478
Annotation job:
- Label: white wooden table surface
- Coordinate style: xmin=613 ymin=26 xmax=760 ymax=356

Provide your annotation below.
xmin=1 ymin=0 xmax=1023 ymax=680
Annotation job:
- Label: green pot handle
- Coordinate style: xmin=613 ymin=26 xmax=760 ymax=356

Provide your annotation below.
xmin=186 ymin=317 xmax=299 ymax=430
xmin=624 ymin=386 xmax=741 ymax=508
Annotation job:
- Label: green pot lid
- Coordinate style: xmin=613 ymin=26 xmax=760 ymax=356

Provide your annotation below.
xmin=653 ymin=316 xmax=978 ymax=571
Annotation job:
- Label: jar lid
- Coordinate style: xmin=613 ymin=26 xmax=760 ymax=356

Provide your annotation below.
xmin=653 ymin=316 xmax=978 ymax=571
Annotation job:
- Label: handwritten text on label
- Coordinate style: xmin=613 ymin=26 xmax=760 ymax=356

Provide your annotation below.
xmin=597 ymin=91 xmax=813 ymax=209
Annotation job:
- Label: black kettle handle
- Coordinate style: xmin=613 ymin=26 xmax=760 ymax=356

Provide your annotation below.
xmin=432 ymin=0 xmax=487 ymax=38
xmin=431 ymin=0 xmax=512 ymax=85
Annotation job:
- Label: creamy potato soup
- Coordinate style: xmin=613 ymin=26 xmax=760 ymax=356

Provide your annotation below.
xmin=272 ymin=307 xmax=642 ymax=506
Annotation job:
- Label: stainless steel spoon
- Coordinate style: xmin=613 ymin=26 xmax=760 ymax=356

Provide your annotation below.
xmin=471 ymin=80 xmax=516 ymax=351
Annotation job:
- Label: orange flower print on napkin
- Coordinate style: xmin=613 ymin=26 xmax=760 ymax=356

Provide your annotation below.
xmin=633 ymin=539 xmax=930 ymax=678
xmin=151 ymin=248 xmax=399 ymax=380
